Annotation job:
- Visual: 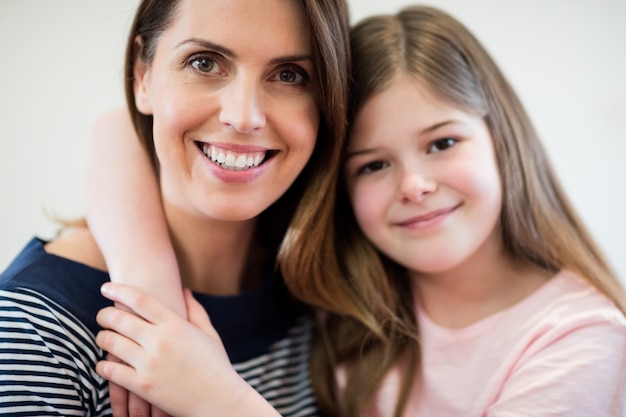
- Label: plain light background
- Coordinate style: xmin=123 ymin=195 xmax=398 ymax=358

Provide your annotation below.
xmin=1 ymin=1 xmax=624 ymax=283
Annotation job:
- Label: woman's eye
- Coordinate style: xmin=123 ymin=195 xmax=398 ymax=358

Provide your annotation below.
xmin=359 ymin=160 xmax=388 ymax=174
xmin=273 ymin=68 xmax=307 ymax=85
xmin=189 ymin=56 xmax=221 ymax=74
xmin=428 ymin=138 xmax=457 ymax=153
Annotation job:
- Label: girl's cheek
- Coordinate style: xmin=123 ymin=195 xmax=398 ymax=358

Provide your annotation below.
xmin=351 ymin=184 xmax=383 ymax=230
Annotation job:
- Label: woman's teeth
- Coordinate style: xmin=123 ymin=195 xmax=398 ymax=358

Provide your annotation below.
xmin=202 ymin=144 xmax=266 ymax=171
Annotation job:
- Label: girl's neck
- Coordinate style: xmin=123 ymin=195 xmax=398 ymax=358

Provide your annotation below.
xmin=164 ymin=200 xmax=261 ymax=296
xmin=411 ymin=232 xmax=551 ymax=329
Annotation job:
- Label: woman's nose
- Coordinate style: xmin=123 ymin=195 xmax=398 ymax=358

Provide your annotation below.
xmin=219 ymin=76 xmax=266 ymax=133
xmin=398 ymin=167 xmax=436 ymax=203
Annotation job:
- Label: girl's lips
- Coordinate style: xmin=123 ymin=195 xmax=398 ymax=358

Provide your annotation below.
xmin=396 ymin=203 xmax=461 ymax=228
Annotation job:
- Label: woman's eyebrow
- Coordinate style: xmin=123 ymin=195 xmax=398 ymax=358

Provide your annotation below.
xmin=176 ymin=38 xmax=236 ymax=58
xmin=269 ymin=54 xmax=313 ymax=65
xmin=176 ymin=38 xmax=312 ymax=65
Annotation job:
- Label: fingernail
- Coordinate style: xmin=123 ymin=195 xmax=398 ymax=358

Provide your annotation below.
xmin=100 ymin=282 xmax=113 ymax=297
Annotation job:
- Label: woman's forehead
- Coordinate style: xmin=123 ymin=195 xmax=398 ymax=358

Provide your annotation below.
xmin=164 ymin=0 xmax=311 ymax=57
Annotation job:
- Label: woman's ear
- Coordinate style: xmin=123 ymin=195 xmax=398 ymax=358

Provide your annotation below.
xmin=133 ymin=36 xmax=153 ymax=115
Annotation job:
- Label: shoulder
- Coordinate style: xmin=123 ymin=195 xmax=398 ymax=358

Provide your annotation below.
xmin=488 ymin=269 xmax=626 ymax=370
xmin=0 ymin=229 xmax=111 ymax=334
xmin=44 ymin=226 xmax=107 ymax=272
xmin=0 ymin=231 xmax=112 ymax=414
xmin=507 ymin=269 xmax=626 ymax=367
xmin=491 ymin=271 xmax=626 ymax=415
xmin=515 ymin=269 xmax=625 ymax=327
xmin=554 ymin=270 xmax=625 ymax=327
xmin=0 ymin=284 xmax=109 ymax=415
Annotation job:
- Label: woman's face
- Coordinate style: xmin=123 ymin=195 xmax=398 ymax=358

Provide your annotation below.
xmin=135 ymin=0 xmax=319 ymax=222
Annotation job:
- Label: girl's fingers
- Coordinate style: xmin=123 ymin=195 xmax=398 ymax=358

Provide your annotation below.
xmin=100 ymin=282 xmax=174 ymax=324
xmin=96 ymin=358 xmax=141 ymax=395
xmin=184 ymin=289 xmax=218 ymax=337
xmin=96 ymin=329 xmax=143 ymax=366
xmin=97 ymin=359 xmax=175 ymax=417
xmin=96 ymin=306 xmax=153 ymax=345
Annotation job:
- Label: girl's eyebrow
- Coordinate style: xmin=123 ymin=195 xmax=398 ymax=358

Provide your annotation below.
xmin=176 ymin=38 xmax=313 ymax=65
xmin=346 ymin=120 xmax=458 ymax=159
xmin=345 ymin=147 xmax=378 ymax=160
xmin=421 ymin=119 xmax=457 ymax=134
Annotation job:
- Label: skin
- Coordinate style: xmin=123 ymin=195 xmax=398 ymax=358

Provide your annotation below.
xmin=344 ymin=74 xmax=549 ymax=329
xmin=96 ymin=283 xmax=280 ymax=417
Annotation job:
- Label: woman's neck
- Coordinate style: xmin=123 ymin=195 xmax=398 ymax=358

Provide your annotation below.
xmin=164 ymin=200 xmax=260 ymax=296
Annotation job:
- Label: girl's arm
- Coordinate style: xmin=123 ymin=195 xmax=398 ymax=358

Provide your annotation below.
xmin=84 ymin=108 xmax=186 ymax=318
xmin=96 ymin=283 xmax=282 ymax=417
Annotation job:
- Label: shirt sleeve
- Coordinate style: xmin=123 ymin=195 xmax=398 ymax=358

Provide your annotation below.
xmin=488 ymin=317 xmax=626 ymax=417
xmin=0 ymin=288 xmax=110 ymax=416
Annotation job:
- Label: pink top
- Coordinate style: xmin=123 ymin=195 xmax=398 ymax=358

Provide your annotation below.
xmin=350 ymin=270 xmax=626 ymax=416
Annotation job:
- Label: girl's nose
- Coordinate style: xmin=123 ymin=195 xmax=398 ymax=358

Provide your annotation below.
xmin=398 ymin=167 xmax=436 ymax=203
xmin=219 ymin=76 xmax=266 ymax=133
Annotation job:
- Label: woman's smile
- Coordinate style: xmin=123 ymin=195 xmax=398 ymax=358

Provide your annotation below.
xmin=196 ymin=142 xmax=272 ymax=171
xmin=134 ymin=0 xmax=319 ymax=221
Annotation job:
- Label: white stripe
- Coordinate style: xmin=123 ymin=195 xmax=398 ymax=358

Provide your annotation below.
xmin=1 ymin=288 xmax=317 ymax=416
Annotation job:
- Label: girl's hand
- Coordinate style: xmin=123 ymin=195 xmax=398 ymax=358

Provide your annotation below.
xmin=95 ymin=283 xmax=280 ymax=417
xmin=106 ymin=352 xmax=172 ymax=417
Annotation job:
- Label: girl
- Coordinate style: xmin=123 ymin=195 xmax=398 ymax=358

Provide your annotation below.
xmin=326 ymin=5 xmax=626 ymax=416
xmin=88 ymin=4 xmax=626 ymax=417
xmin=0 ymin=0 xmax=351 ymax=415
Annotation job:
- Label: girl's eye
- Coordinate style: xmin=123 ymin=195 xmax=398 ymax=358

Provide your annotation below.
xmin=188 ymin=56 xmax=221 ymax=74
xmin=428 ymin=138 xmax=457 ymax=153
xmin=273 ymin=67 xmax=308 ymax=85
xmin=358 ymin=160 xmax=389 ymax=175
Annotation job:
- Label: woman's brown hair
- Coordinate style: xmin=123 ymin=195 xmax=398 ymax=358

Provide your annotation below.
xmin=289 ymin=5 xmax=626 ymax=416
xmin=123 ymin=0 xmax=352 ymax=412
xmin=123 ymin=0 xmax=350 ymax=260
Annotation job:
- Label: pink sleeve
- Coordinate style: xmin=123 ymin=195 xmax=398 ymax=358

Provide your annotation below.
xmin=488 ymin=319 xmax=626 ymax=417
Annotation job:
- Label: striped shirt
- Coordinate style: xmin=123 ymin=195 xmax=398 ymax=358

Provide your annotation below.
xmin=0 ymin=238 xmax=319 ymax=416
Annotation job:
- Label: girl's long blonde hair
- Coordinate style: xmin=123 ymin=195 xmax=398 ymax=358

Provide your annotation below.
xmin=283 ymin=5 xmax=626 ymax=416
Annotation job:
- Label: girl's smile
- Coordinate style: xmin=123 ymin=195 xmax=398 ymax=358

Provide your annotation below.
xmin=394 ymin=203 xmax=462 ymax=233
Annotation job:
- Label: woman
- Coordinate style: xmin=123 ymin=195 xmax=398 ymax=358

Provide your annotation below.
xmin=0 ymin=0 xmax=350 ymax=415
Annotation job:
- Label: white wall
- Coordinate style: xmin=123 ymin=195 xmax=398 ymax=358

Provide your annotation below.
xmin=1 ymin=1 xmax=624 ymax=282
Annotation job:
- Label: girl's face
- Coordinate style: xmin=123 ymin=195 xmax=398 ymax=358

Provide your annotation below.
xmin=135 ymin=0 xmax=319 ymax=222
xmin=345 ymin=74 xmax=502 ymax=276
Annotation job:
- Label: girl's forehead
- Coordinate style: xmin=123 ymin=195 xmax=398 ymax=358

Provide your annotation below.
xmin=348 ymin=74 xmax=489 ymax=149
xmin=352 ymin=77 xmax=448 ymax=128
